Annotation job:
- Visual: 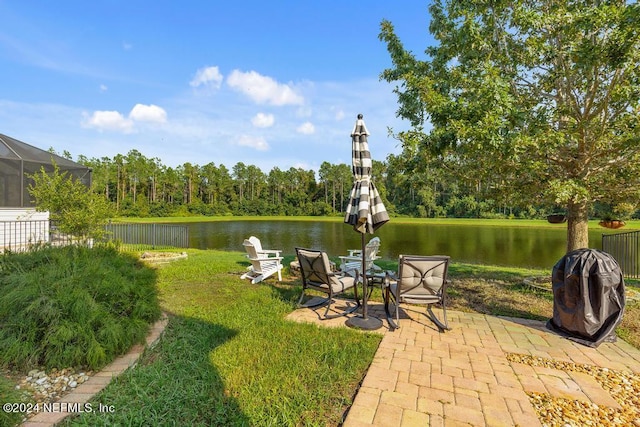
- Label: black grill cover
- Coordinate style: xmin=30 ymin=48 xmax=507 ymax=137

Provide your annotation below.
xmin=547 ymin=248 xmax=625 ymax=348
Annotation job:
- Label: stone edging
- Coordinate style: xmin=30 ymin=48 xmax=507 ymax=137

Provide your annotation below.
xmin=21 ymin=313 xmax=169 ymax=427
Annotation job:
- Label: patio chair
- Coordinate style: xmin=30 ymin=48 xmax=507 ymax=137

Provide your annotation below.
xmin=339 ymin=237 xmax=382 ymax=277
xmin=295 ymin=247 xmax=360 ymax=319
xmin=240 ymin=237 xmax=283 ymax=284
xmin=384 ymin=255 xmax=451 ymax=331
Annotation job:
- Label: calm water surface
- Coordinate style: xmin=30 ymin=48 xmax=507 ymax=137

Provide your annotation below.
xmin=181 ymin=220 xmax=612 ymax=270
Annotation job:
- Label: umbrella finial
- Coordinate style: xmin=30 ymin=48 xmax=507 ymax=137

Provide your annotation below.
xmin=352 ymin=114 xmax=369 ymax=137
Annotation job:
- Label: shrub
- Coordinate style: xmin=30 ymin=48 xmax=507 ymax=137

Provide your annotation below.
xmin=27 ymin=162 xmax=113 ymax=242
xmin=0 ymin=245 xmax=161 ymax=371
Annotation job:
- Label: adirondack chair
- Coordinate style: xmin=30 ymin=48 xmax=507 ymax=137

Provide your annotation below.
xmin=339 ymin=237 xmax=382 ymax=277
xmin=240 ymin=236 xmax=283 ymax=284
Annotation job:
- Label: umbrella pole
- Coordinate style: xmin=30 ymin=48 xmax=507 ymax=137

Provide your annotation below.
xmin=346 ymin=233 xmax=383 ymax=331
xmin=361 ymin=232 xmax=368 ymax=320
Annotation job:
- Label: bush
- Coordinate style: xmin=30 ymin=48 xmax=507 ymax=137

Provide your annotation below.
xmin=27 ymin=162 xmax=113 ymax=242
xmin=0 ymin=245 xmax=161 ymax=371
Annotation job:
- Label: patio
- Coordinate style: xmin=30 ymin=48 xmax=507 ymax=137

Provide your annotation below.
xmin=287 ymin=300 xmax=640 ymax=426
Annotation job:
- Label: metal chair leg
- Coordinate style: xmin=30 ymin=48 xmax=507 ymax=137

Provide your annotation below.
xmin=383 ymin=286 xmax=400 ymax=330
xmin=321 ymin=295 xmax=360 ymax=319
xmin=427 ymin=304 xmax=450 ymax=331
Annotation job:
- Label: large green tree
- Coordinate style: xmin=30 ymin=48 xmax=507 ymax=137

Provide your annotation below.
xmin=380 ymin=0 xmax=640 ymax=251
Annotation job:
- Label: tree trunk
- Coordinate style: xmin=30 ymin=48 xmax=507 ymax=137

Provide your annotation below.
xmin=566 ymin=200 xmax=589 ymax=253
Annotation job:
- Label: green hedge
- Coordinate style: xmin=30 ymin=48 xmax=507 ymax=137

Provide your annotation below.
xmin=0 ymin=245 xmax=161 ymax=370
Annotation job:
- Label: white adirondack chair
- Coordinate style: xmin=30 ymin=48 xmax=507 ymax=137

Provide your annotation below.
xmin=240 ymin=236 xmax=283 ymax=284
xmin=339 ymin=237 xmax=382 ymax=276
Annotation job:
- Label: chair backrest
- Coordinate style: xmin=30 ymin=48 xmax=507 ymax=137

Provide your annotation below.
xmin=243 ymin=239 xmax=265 ymax=273
xmin=364 ymin=237 xmax=381 ymax=267
xmin=397 ymin=255 xmax=450 ymax=300
xmin=247 ymin=236 xmax=263 ymax=253
xmin=296 ymin=248 xmax=337 ymax=289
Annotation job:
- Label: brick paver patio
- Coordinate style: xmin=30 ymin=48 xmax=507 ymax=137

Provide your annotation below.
xmin=286 ymin=300 xmax=640 ymax=426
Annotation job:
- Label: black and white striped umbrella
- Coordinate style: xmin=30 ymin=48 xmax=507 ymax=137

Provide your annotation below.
xmin=344 ymin=114 xmax=389 ymax=234
xmin=344 ymin=114 xmax=389 ymax=330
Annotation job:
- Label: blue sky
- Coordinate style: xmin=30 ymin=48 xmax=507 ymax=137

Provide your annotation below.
xmin=0 ymin=1 xmax=433 ymax=172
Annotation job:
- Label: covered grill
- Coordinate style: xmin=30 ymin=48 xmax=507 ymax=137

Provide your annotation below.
xmin=547 ymin=248 xmax=625 ymax=347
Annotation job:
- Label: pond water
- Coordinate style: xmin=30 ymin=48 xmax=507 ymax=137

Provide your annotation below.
xmin=181 ymin=220 xmax=614 ymax=270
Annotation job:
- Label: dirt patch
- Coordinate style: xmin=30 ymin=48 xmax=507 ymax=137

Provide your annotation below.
xmin=140 ymin=251 xmax=188 ymax=264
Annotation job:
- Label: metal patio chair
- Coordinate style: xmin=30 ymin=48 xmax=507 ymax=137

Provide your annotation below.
xmin=384 ymin=255 xmax=451 ymax=331
xmin=295 ymin=247 xmax=360 ymax=319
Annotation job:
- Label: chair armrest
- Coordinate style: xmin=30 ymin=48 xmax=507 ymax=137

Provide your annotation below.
xmin=258 ymin=249 xmax=282 ymax=256
xmin=332 ymin=268 xmax=359 ymax=281
xmin=385 ymin=270 xmax=398 ymax=284
xmin=347 ymin=249 xmax=362 ymax=256
xmin=248 ymin=256 xmax=283 ymax=262
xmin=339 ymin=255 xmax=362 ymax=263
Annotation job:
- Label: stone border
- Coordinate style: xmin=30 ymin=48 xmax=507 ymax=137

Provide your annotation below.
xmin=21 ymin=313 xmax=169 ymax=427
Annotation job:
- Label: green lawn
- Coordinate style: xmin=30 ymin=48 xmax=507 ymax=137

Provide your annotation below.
xmin=62 ymin=250 xmax=381 ymax=426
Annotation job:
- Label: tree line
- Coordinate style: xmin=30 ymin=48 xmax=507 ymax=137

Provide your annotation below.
xmin=49 ymin=147 xmax=620 ymax=220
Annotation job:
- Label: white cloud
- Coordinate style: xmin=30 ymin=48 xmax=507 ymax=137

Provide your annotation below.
xmin=129 ymin=104 xmax=167 ymax=123
xmin=82 ymin=110 xmax=134 ymax=133
xmin=333 ymin=108 xmax=345 ymax=121
xmin=83 ymin=103 xmax=167 ymax=133
xmin=99 ymin=84 xmax=108 ymax=92
xmin=296 ymin=122 xmax=315 ymax=135
xmin=190 ymin=66 xmax=223 ymax=89
xmin=236 ymin=135 xmax=269 ymax=151
xmin=227 ymin=70 xmax=304 ymax=106
xmin=123 ymin=42 xmax=133 ymax=50
xmin=251 ymin=112 xmax=274 ymax=128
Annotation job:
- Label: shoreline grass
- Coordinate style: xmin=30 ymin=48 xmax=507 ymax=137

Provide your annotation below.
xmin=111 ymin=215 xmax=640 ymax=230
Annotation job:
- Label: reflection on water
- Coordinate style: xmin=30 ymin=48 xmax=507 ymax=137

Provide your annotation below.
xmin=183 ymin=220 xmax=608 ymax=270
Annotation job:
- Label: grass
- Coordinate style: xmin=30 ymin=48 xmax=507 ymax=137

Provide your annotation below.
xmin=0 ymin=374 xmax=23 ymax=427
xmin=62 ymin=250 xmax=381 ymax=426
xmin=2 ymin=247 xmax=638 ymax=426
